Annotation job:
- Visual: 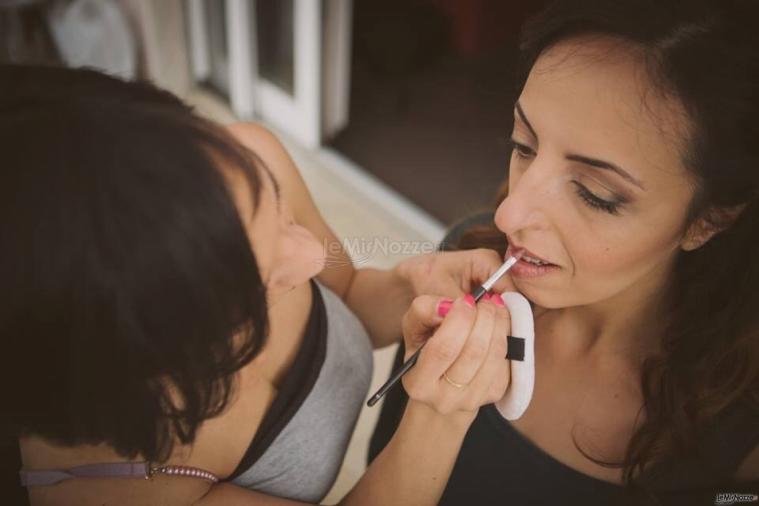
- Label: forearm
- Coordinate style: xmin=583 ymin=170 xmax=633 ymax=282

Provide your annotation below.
xmin=337 ymin=401 xmax=472 ymax=506
xmin=344 ymin=267 xmax=415 ymax=348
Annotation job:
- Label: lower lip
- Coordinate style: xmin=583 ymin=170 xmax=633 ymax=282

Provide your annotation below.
xmin=507 ymin=245 xmax=561 ymax=279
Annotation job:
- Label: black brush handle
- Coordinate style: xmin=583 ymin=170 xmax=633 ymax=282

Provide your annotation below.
xmin=366 ymin=287 xmax=493 ymax=407
xmin=366 ymin=347 xmax=421 ymax=407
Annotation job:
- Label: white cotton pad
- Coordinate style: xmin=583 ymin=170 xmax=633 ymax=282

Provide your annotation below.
xmin=493 ymin=291 xmax=535 ymax=420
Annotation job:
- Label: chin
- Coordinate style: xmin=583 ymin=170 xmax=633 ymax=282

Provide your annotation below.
xmin=509 ymin=281 xmax=564 ymax=310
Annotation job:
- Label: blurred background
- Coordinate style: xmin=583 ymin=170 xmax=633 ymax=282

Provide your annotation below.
xmin=1 ymin=0 xmax=545 ymax=500
xmin=1 ymin=0 xmax=548 ymax=224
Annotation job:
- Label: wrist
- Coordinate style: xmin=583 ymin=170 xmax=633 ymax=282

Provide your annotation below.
xmin=404 ymin=399 xmax=477 ymax=434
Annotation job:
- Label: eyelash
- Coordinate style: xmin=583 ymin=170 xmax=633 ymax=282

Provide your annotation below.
xmin=571 ymin=182 xmax=621 ymax=215
xmin=509 ymin=139 xmax=534 ymax=160
xmin=507 ymin=138 xmax=623 ymax=215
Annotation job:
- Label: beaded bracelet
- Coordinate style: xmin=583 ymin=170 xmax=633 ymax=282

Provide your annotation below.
xmin=147 ymin=463 xmax=220 ymax=483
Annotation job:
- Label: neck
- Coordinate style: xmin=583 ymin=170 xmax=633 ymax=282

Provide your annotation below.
xmin=536 ymin=266 xmax=672 ymax=371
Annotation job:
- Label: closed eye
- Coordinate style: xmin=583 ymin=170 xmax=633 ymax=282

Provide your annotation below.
xmin=508 ymin=139 xmax=535 ymax=159
xmin=507 ymin=138 xmax=626 ymax=216
xmin=571 ymin=182 xmax=625 ymax=215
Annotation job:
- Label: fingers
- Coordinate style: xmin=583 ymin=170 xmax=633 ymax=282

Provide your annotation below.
xmin=466 ymin=295 xmax=512 ymax=406
xmin=400 ymin=292 xmax=513 ymax=417
xmin=441 ymin=297 xmax=497 ymax=387
xmin=488 ymin=272 xmax=519 ymax=295
xmin=466 ymin=248 xmax=519 ymax=294
xmin=435 ymin=275 xmax=467 ymax=300
xmin=400 ymin=295 xmax=449 ymax=356
xmin=410 ymin=296 xmax=477 ymax=381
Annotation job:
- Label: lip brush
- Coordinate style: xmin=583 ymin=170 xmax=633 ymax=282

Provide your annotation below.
xmin=366 ymin=249 xmax=525 ymax=407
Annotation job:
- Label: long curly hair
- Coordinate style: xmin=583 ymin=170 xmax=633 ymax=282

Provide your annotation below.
xmin=459 ymin=0 xmax=759 ymax=501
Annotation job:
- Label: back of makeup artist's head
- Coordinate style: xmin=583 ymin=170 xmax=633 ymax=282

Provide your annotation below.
xmin=464 ymin=0 xmax=759 ymax=498
xmin=0 ymin=65 xmax=269 ymax=462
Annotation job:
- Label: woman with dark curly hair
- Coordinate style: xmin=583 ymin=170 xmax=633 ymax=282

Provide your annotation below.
xmin=370 ymin=0 xmax=759 ymax=504
xmin=0 ymin=64 xmax=519 ymax=505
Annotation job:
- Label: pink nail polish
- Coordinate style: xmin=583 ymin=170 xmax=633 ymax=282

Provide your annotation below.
xmin=482 ymin=293 xmax=492 ymax=301
xmin=436 ymin=299 xmax=453 ymax=317
xmin=491 ymin=293 xmax=506 ymax=308
xmin=463 ymin=294 xmax=476 ymax=307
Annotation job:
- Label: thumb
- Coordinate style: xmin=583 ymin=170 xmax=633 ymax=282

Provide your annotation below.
xmin=401 ymin=295 xmax=451 ymax=354
xmin=466 ymin=249 xmax=519 ymax=294
xmin=488 ymin=271 xmax=519 ymax=294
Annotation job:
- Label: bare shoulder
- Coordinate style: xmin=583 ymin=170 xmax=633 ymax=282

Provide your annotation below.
xmin=225 ymin=122 xmax=282 ymax=160
xmin=224 ymin=123 xmax=323 ymax=220
xmin=735 ymin=443 xmax=759 ymax=482
xmin=223 ymin=122 xmax=355 ymax=295
xmin=224 ymin=123 xmax=300 ymax=191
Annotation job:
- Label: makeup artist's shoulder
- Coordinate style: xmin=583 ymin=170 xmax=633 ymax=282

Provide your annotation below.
xmin=225 ymin=121 xmax=277 ymax=150
xmin=735 ymin=443 xmax=759 ymax=481
xmin=224 ymin=122 xmax=317 ymax=215
xmin=225 ymin=123 xmax=297 ymax=179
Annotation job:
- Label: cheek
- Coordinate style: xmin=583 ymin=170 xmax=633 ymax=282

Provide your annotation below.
xmin=573 ymin=240 xmax=633 ymax=277
xmin=565 ymin=217 xmax=682 ymax=301
xmin=576 ymin=205 xmax=685 ymax=272
xmin=268 ymin=225 xmax=326 ymax=290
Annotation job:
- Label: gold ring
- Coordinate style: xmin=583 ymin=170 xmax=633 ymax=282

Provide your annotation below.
xmin=442 ymin=371 xmax=467 ymax=389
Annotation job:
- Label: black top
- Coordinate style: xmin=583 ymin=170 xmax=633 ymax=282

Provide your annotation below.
xmin=440 ymin=403 xmax=759 ymax=505
xmin=369 ymin=212 xmax=759 ymax=505
xmin=226 ymin=280 xmax=327 ymax=480
xmin=369 ymin=343 xmax=759 ymax=506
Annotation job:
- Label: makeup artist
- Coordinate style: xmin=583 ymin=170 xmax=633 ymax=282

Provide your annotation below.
xmin=2 ymin=65 xmax=516 ymax=505
xmin=370 ymin=0 xmax=759 ymax=504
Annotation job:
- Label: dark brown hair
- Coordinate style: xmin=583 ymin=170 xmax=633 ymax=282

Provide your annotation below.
xmin=459 ymin=0 xmax=759 ymax=500
xmin=0 ymin=64 xmax=269 ymax=462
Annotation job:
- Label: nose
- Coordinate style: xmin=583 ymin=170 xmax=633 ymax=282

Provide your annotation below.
xmin=494 ymin=160 xmax=553 ymax=239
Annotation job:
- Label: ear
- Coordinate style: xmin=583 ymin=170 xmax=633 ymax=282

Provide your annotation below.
xmin=681 ymin=204 xmax=746 ymax=251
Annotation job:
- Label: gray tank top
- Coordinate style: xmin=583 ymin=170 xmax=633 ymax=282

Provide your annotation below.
xmin=228 ymin=280 xmax=374 ymax=503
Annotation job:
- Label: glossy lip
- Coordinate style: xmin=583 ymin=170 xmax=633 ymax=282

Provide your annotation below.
xmin=505 ymin=239 xmax=555 ymax=266
xmin=504 ymin=240 xmax=562 ymax=279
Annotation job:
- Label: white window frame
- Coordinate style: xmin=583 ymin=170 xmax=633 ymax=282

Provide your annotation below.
xmin=187 ymin=0 xmax=324 ymax=148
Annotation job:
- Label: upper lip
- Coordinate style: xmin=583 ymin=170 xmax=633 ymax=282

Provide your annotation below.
xmin=508 ymin=240 xmax=555 ymax=265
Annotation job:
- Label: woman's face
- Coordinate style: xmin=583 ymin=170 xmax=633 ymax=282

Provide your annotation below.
xmin=228 ymin=164 xmax=325 ymax=299
xmin=495 ymin=36 xmax=697 ymax=309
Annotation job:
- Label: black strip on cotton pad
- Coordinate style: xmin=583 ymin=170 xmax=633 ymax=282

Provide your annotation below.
xmin=506 ymin=336 xmax=525 ymax=361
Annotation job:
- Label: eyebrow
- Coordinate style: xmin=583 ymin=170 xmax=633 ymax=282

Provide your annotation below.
xmin=566 ymin=153 xmax=645 ymax=190
xmin=514 ymin=101 xmax=645 ymax=191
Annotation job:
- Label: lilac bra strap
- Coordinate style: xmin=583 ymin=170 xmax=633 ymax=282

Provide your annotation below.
xmin=19 ymin=461 xmax=219 ymax=487
xmin=20 ymin=462 xmax=149 ymax=486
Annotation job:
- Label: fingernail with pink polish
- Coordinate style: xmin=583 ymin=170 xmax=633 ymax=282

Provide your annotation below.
xmin=491 ymin=293 xmax=506 ymax=308
xmin=463 ymin=294 xmax=476 ymax=307
xmin=436 ymin=299 xmax=454 ymax=317
xmin=481 ymin=292 xmax=492 ymax=301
